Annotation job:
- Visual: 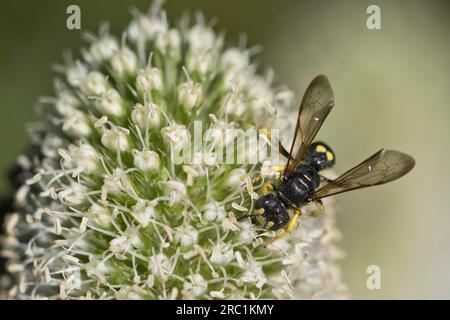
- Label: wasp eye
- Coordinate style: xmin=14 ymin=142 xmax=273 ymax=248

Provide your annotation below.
xmin=309 ymin=141 xmax=335 ymax=170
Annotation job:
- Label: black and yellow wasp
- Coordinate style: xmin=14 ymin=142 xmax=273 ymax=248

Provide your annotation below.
xmin=252 ymin=75 xmax=415 ymax=243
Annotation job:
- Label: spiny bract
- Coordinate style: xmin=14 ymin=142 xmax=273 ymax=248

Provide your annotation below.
xmin=0 ymin=4 xmax=348 ymax=299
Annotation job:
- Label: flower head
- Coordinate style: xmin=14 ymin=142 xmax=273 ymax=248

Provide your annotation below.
xmin=0 ymin=4 xmax=347 ymax=300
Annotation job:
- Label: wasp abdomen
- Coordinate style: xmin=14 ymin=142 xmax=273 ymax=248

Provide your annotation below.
xmin=254 ymin=194 xmax=289 ymax=230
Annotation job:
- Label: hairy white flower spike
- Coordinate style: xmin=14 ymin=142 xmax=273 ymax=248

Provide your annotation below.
xmin=183 ymin=274 xmax=208 ymax=297
xmin=203 ymin=202 xmax=227 ymax=222
xmin=282 ymin=243 xmax=308 ymax=265
xmin=109 ymin=227 xmax=141 ymax=255
xmin=164 ymin=180 xmax=186 ymax=205
xmin=114 ymin=287 xmax=143 ymax=300
xmin=248 ymin=77 xmax=274 ymax=115
xmin=241 ymin=264 xmax=267 ymax=289
xmin=103 ymin=168 xmax=132 ymax=196
xmin=128 ymin=15 xmax=167 ymax=42
xmin=88 ymin=203 xmax=113 ymax=227
xmin=260 ymin=160 xmax=280 ymax=178
xmin=131 ymin=102 xmax=162 ymax=129
xmin=62 ymin=110 xmax=92 ymax=137
xmin=55 ymin=91 xmax=80 ymax=115
xmin=96 ymin=89 xmax=125 ymax=117
xmin=174 ymin=225 xmax=199 ymax=248
xmin=88 ymin=36 xmax=119 ymax=63
xmin=66 ymin=61 xmax=88 ymax=87
xmin=207 ymin=119 xmax=236 ymax=146
xmin=133 ymin=149 xmax=160 ymax=172
xmin=210 ymin=243 xmax=234 ymax=265
xmin=41 ymin=135 xmax=63 ymax=159
xmin=224 ymin=168 xmax=247 ymax=189
xmin=58 ymin=182 xmax=87 ymax=205
xmin=221 ymin=48 xmax=250 ymax=73
xmin=187 ymin=25 xmax=216 ymax=53
xmin=131 ymin=200 xmax=156 ymax=227
xmin=224 ymin=93 xmax=247 ymax=117
xmin=136 ymin=67 xmax=164 ymax=95
xmin=1 ymin=5 xmax=348 ymax=300
xmin=161 ymin=123 xmax=190 ymax=151
xmin=62 ymin=143 xmax=99 ymax=173
xmin=186 ymin=52 xmax=214 ymax=76
xmin=177 ymin=81 xmax=203 ymax=111
xmin=110 ymin=47 xmax=138 ymax=79
xmin=81 ymin=71 xmax=108 ymax=96
xmin=155 ymin=29 xmax=181 ymax=57
xmin=101 ymin=127 xmax=130 ymax=152
xmin=148 ymin=253 xmax=170 ymax=279
xmin=239 ymin=221 xmax=258 ymax=243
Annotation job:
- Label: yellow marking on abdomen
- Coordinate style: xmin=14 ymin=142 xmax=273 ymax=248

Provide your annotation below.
xmin=326 ymin=151 xmax=334 ymax=161
xmin=316 ymin=145 xmax=327 ymax=153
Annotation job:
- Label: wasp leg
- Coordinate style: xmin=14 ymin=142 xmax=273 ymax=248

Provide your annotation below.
xmin=307 ymin=200 xmax=324 ymax=217
xmin=272 ymin=166 xmax=285 ymax=173
xmin=261 ymin=182 xmax=274 ymax=195
xmin=266 ymin=209 xmax=302 ymax=245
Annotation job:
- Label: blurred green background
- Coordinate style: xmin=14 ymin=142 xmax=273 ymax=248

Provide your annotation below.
xmin=1 ymin=0 xmax=449 ymax=299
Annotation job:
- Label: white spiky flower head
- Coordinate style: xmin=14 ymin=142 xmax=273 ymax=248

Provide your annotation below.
xmin=0 ymin=3 xmax=348 ymax=299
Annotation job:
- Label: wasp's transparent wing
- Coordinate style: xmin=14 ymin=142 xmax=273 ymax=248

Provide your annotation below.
xmin=284 ymin=75 xmax=334 ymax=176
xmin=312 ymin=149 xmax=415 ymax=200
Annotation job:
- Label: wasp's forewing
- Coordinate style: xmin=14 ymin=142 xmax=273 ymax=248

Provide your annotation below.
xmin=312 ymin=149 xmax=415 ymax=200
xmin=284 ymin=75 xmax=334 ymax=176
